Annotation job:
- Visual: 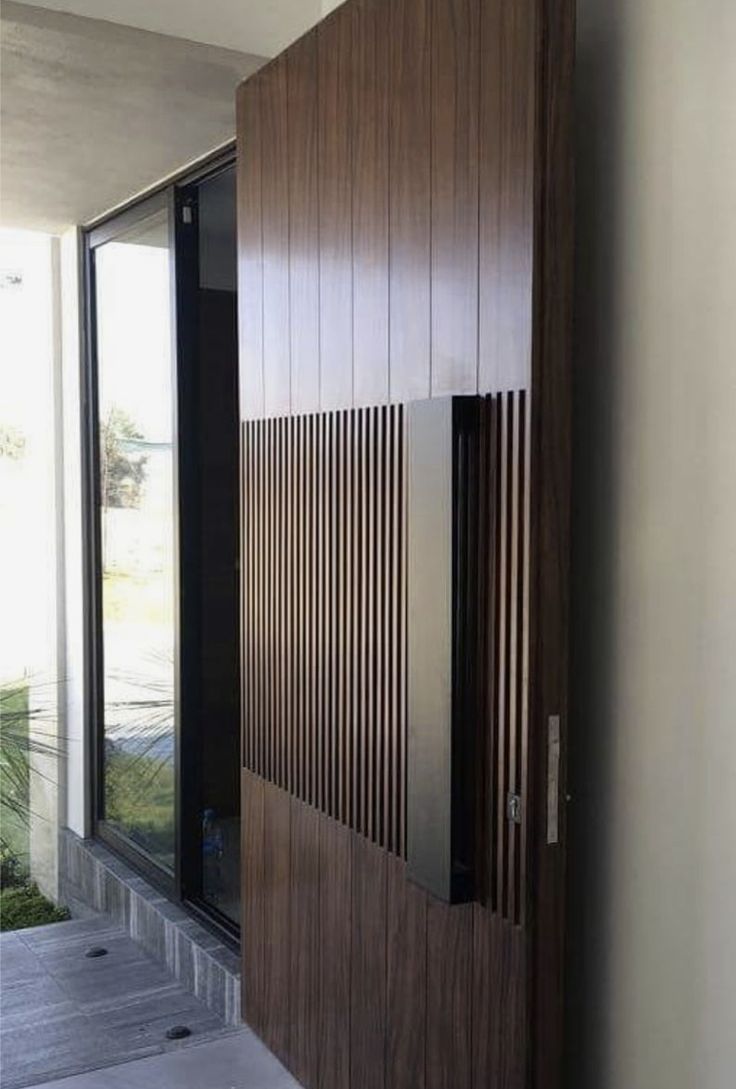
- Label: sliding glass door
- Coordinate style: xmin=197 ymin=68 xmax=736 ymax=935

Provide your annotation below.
xmin=90 ymin=197 xmax=178 ymax=876
xmin=84 ymin=154 xmax=241 ymax=939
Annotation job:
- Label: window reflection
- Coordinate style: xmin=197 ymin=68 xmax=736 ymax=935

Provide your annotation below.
xmin=95 ymin=211 xmax=176 ymax=872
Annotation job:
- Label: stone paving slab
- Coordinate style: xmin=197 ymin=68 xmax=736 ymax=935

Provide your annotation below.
xmin=0 ymin=915 xmax=273 ymax=1089
xmin=21 ymin=1029 xmax=300 ymax=1089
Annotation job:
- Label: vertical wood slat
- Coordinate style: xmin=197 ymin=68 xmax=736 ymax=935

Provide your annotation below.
xmin=241 ymin=770 xmax=264 ymax=1032
xmin=242 ymin=406 xmax=406 ymax=856
xmin=482 ymin=391 xmax=529 ymax=925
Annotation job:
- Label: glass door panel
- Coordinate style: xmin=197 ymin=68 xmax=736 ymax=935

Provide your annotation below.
xmin=183 ymin=166 xmax=240 ymax=928
xmin=94 ymin=209 xmax=176 ymax=873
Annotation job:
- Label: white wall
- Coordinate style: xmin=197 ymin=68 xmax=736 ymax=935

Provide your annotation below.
xmin=59 ymin=228 xmax=88 ymax=839
xmin=569 ymin=1 xmax=736 ymax=1087
xmin=0 ymin=229 xmax=62 ymax=897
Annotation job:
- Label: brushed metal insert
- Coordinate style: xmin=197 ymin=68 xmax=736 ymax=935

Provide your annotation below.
xmin=547 ymin=715 xmax=561 ymax=845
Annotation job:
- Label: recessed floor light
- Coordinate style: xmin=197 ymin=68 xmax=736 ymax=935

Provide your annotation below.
xmin=165 ymin=1025 xmax=192 ymax=1040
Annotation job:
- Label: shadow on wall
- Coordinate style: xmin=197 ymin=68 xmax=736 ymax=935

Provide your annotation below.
xmin=564 ymin=4 xmax=624 ymax=1085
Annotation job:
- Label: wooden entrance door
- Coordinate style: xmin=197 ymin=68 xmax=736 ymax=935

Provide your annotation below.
xmin=236 ymin=1 xmax=574 ymax=1087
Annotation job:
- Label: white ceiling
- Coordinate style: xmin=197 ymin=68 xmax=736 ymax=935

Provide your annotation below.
xmin=0 ymin=3 xmax=266 ymax=232
xmin=13 ymin=0 xmax=327 ymax=58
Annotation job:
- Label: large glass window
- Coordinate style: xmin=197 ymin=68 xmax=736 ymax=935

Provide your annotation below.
xmin=94 ymin=209 xmax=176 ymax=872
xmin=86 ymin=158 xmax=241 ymax=938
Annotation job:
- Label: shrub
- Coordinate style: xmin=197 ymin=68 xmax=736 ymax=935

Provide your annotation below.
xmin=0 ymin=882 xmax=70 ymax=932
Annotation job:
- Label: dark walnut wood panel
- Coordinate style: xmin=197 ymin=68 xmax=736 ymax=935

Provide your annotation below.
xmin=430 ymin=0 xmax=480 ymax=397
xmin=478 ymin=0 xmax=536 ymax=393
xmin=351 ymin=0 xmax=390 ymax=406
xmin=287 ymin=31 xmax=320 ymax=415
xmin=260 ymin=54 xmax=290 ymax=418
xmin=319 ymin=2 xmax=354 ymax=410
xmin=236 ymin=79 xmax=263 ymax=419
xmin=236 ymin=0 xmax=575 ymax=1088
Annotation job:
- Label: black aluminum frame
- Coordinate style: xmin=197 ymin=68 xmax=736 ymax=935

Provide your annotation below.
xmin=81 ymin=144 xmax=239 ymax=942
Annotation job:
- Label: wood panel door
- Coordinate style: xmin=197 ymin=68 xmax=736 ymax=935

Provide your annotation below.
xmin=236 ymin=1 xmax=574 ymax=1087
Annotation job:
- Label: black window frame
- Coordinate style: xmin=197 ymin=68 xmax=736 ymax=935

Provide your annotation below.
xmin=81 ymin=143 xmax=240 ymax=943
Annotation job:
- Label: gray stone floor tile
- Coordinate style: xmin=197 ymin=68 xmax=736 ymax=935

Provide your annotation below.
xmin=25 ymin=1028 xmax=301 ymax=1089
xmin=0 ymin=917 xmax=249 ymax=1089
xmin=0 ymin=976 xmax=75 ymax=1027
xmin=0 ymin=915 xmax=300 ymax=1089
xmin=51 ymin=955 xmax=172 ymax=1006
xmin=0 ymin=937 xmax=44 ymax=985
xmin=18 ymin=916 xmax=119 ymax=952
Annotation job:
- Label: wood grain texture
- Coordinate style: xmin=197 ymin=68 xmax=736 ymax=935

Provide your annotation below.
xmin=319 ymin=4 xmax=354 ymax=410
xmin=261 ymin=55 xmax=290 ymax=416
xmin=236 ymin=80 xmax=263 ymax=418
xmin=472 ymin=909 xmax=527 ymax=1088
xmin=430 ymin=0 xmax=480 ymax=396
xmin=351 ymin=836 xmax=387 ymax=1089
xmin=351 ymin=0 xmax=390 ymax=406
xmin=288 ymin=32 xmax=320 ymax=415
xmin=260 ymin=782 xmax=291 ymax=1062
xmin=426 ymin=901 xmax=473 ymax=1089
xmin=386 ymin=854 xmax=426 ymax=1089
xmin=318 ymin=818 xmax=352 ymax=1089
xmin=241 ymin=771 xmax=264 ymax=1033
xmin=388 ymin=0 xmax=431 ymax=402
xmin=478 ymin=0 xmax=536 ymax=393
xmin=289 ymin=798 xmax=320 ymax=1084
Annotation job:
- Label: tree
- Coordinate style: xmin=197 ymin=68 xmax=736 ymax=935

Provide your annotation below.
xmin=100 ymin=406 xmax=148 ymax=509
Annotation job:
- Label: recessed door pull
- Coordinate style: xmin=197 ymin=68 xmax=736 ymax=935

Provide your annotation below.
xmin=547 ymin=715 xmax=561 ymax=845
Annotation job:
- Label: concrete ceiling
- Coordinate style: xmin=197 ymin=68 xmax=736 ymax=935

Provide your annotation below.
xmin=12 ymin=0 xmax=327 ymax=58
xmin=0 ymin=2 xmax=269 ymax=232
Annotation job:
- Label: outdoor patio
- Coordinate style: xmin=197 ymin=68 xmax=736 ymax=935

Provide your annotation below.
xmin=0 ymin=915 xmax=299 ymax=1089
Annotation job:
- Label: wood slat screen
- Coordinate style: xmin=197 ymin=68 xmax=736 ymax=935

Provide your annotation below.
xmin=242 ymin=404 xmax=406 ymax=856
xmin=451 ymin=392 xmax=530 ymax=924
xmin=488 ymin=391 xmax=530 ymax=926
xmin=242 ymin=393 xmax=529 ymax=922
